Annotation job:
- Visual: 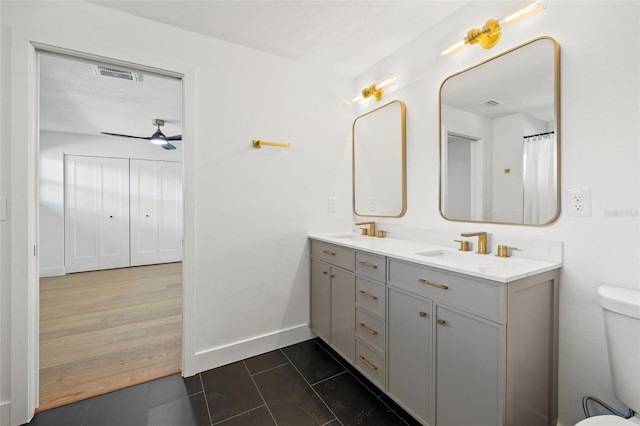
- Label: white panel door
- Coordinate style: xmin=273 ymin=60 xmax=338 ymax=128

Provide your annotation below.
xmin=158 ymin=162 xmax=183 ymax=263
xmin=130 ymin=160 xmax=183 ymax=266
xmin=64 ymin=155 xmax=130 ymax=273
xmin=130 ymin=160 xmax=160 ymax=266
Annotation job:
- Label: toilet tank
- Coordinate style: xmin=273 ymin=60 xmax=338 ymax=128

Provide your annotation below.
xmin=598 ymin=285 xmax=640 ymax=413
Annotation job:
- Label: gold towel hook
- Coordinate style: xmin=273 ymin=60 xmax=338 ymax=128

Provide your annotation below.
xmin=252 ymin=139 xmax=290 ymax=148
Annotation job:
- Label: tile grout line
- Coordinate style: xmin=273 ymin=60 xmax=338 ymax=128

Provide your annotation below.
xmin=249 ymin=361 xmax=291 ymax=377
xmin=211 ymin=404 xmax=268 ymax=426
xmin=197 ymin=373 xmax=214 ymax=426
xmin=242 ymin=358 xmax=279 ymax=426
xmin=310 ymin=369 xmax=348 ymax=387
xmin=280 ymin=348 xmax=344 ymax=426
xmin=313 ymin=339 xmax=411 ymax=426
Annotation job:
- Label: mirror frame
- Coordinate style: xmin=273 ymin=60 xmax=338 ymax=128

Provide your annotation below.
xmin=353 ymin=99 xmax=407 ymax=218
xmin=438 ymin=36 xmax=561 ymax=226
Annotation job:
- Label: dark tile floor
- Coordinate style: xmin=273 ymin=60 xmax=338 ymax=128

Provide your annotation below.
xmin=25 ymin=338 xmax=420 ymax=426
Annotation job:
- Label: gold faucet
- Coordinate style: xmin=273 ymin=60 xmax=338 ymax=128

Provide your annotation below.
xmin=355 ymin=221 xmax=376 ymax=237
xmin=460 ymin=232 xmax=488 ymax=254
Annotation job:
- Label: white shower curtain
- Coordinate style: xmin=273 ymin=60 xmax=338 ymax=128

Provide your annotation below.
xmin=523 ymin=133 xmax=557 ymax=224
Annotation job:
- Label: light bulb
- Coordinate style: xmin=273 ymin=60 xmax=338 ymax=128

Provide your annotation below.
xmin=502 ymin=0 xmax=544 ymax=25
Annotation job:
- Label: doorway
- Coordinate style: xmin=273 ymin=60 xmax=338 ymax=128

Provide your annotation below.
xmin=444 ymin=133 xmax=484 ymax=220
xmin=37 ymin=51 xmax=184 ymax=410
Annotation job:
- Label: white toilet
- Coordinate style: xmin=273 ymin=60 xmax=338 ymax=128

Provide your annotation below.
xmin=576 ymin=285 xmax=640 ymax=425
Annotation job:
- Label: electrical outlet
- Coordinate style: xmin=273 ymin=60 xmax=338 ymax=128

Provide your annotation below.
xmin=368 ymin=197 xmax=377 ymax=211
xmin=567 ymin=189 xmax=591 ymax=217
xmin=328 ymin=197 xmax=336 ymax=212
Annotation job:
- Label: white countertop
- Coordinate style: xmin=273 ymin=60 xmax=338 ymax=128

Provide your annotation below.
xmin=309 ymin=233 xmax=562 ymax=283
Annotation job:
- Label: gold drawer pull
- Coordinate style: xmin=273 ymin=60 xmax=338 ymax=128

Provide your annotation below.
xmin=322 ymin=250 xmax=336 ymax=256
xmin=358 ymin=322 xmax=378 ymax=335
xmin=358 ymin=261 xmax=378 ymax=269
xmin=358 ymin=290 xmax=378 ymax=301
xmin=418 ymin=278 xmax=449 ymax=290
xmin=322 ymin=271 xmax=328 ymax=275
xmin=419 ymin=311 xmax=428 ymax=318
xmin=359 ymin=355 xmax=379 ymax=371
xmin=437 ymin=319 xmax=447 ymax=326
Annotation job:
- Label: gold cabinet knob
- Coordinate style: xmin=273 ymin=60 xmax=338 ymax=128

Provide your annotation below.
xmin=437 ymin=319 xmax=447 ymax=326
xmin=419 ymin=311 xmax=428 ymax=318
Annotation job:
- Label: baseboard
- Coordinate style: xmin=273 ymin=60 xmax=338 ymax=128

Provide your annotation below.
xmin=39 ymin=267 xmax=65 ymax=277
xmin=1 ymin=399 xmax=10 ymax=426
xmin=191 ymin=323 xmax=313 ymax=375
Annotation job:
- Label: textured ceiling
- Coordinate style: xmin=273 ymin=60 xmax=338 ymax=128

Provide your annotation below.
xmin=42 ymin=1 xmax=472 ymax=141
xmin=40 ymin=53 xmax=183 ymax=141
xmin=88 ymin=0 xmax=470 ymax=77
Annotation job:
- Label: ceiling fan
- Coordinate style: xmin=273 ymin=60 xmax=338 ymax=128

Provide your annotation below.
xmin=101 ymin=119 xmax=181 ymax=150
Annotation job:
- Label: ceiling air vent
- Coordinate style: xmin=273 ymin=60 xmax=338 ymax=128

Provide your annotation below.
xmin=91 ymin=65 xmax=139 ymax=82
xmin=481 ymin=99 xmax=504 ymax=107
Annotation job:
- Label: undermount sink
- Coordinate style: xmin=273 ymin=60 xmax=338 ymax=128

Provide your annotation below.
xmin=328 ymin=233 xmax=371 ymax=242
xmin=416 ymin=250 xmax=511 ymax=270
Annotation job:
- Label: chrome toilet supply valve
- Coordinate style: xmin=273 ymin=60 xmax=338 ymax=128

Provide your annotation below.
xmin=496 ymin=245 xmax=518 ymax=258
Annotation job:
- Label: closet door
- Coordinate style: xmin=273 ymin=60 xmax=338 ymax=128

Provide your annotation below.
xmin=130 ymin=160 xmax=183 ymax=266
xmin=158 ymin=162 xmax=183 ymax=263
xmin=130 ymin=160 xmax=160 ymax=266
xmin=64 ymin=155 xmax=130 ymax=273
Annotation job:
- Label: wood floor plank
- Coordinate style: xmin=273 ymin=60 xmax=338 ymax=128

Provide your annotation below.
xmin=38 ymin=263 xmax=182 ymax=411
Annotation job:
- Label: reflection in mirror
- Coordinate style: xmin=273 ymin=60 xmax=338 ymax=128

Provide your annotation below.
xmin=440 ymin=37 xmax=560 ymax=225
xmin=353 ymin=100 xmax=406 ymax=217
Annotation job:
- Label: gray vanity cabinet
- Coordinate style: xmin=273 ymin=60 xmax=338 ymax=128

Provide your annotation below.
xmin=310 ymin=240 xmax=355 ymax=362
xmin=387 ymin=287 xmax=434 ymax=425
xmin=435 ymin=305 xmax=504 ymax=426
xmin=387 ymin=258 xmax=558 ymax=426
xmin=353 ymin=251 xmax=387 ymax=389
xmin=309 ymin=238 xmax=559 ymax=426
xmin=310 ymin=259 xmax=331 ymax=342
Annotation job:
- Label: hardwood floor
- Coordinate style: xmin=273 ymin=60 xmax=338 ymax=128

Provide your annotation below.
xmin=39 ymin=263 xmax=182 ymax=411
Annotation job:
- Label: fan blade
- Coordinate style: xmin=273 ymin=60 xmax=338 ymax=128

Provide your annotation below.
xmin=161 ymin=142 xmax=177 ymax=150
xmin=165 ymin=135 xmax=182 ymax=141
xmin=101 ymin=132 xmax=150 ymax=140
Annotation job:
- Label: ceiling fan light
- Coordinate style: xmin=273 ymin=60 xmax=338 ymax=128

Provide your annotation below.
xmin=150 ymin=130 xmax=166 ymax=144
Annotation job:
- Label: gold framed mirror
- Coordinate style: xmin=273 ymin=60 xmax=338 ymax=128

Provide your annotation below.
xmin=439 ymin=36 xmax=560 ymax=225
xmin=353 ymin=100 xmax=407 ymax=217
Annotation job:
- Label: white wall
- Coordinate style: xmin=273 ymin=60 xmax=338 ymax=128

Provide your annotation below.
xmin=1 ymin=2 xmax=353 ymax=424
xmin=39 ymin=131 xmax=182 ymax=276
xmin=0 ymin=2 xmax=8 ymax=424
xmin=355 ymin=1 xmax=639 ymax=425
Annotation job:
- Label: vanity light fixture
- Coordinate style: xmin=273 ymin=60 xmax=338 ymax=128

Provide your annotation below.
xmin=441 ymin=0 xmax=545 ymax=56
xmin=351 ymin=73 xmax=398 ymax=103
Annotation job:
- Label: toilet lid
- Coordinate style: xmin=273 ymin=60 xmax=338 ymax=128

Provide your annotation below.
xmin=577 ymin=415 xmax=632 ymax=426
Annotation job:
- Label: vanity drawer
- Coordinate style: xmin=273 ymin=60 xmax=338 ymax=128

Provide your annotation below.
xmin=355 ymin=277 xmax=385 ymax=319
xmin=355 ymin=251 xmax=386 ymax=282
xmin=311 ymin=240 xmax=354 ymax=271
xmin=388 ymin=259 xmax=505 ymax=323
xmin=355 ymin=341 xmax=385 ymax=389
xmin=355 ymin=308 xmax=385 ymax=353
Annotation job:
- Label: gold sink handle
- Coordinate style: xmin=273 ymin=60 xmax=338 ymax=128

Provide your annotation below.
xmin=496 ymin=245 xmax=518 ymax=258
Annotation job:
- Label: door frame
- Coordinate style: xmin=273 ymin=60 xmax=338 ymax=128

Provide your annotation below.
xmin=9 ymin=33 xmax=197 ymax=425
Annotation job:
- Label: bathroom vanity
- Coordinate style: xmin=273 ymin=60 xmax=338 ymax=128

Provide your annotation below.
xmin=309 ymin=234 xmax=561 ymax=426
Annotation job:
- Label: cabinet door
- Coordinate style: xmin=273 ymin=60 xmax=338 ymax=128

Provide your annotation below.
xmin=436 ymin=305 xmax=504 ymax=426
xmin=387 ymin=287 xmax=433 ymax=425
xmin=330 ymin=267 xmax=354 ymax=362
xmin=310 ymin=259 xmax=331 ymax=342
xmin=64 ymin=155 xmax=130 ymax=273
